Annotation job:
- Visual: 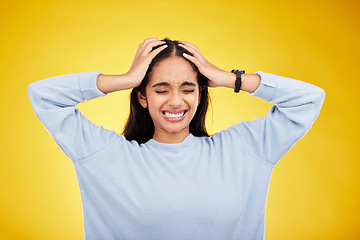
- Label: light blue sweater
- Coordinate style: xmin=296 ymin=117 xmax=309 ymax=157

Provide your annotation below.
xmin=27 ymin=71 xmax=325 ymax=240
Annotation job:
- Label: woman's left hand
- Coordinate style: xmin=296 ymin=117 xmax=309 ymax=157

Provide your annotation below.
xmin=179 ymin=41 xmax=234 ymax=88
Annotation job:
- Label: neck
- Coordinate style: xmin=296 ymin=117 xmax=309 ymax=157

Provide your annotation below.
xmin=152 ymin=128 xmax=190 ymax=144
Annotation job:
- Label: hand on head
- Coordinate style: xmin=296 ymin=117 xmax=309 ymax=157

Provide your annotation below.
xmin=177 ymin=41 xmax=230 ymax=88
xmin=126 ymin=38 xmax=231 ymax=89
xmin=125 ymin=38 xmax=168 ymax=88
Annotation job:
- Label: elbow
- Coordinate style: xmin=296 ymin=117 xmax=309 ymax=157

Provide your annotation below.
xmin=27 ymin=81 xmax=46 ymax=101
xmin=288 ymin=86 xmax=326 ymax=130
xmin=27 ymin=82 xmax=35 ymax=97
xmin=304 ymin=86 xmax=325 ymax=127
xmin=313 ymin=86 xmax=326 ymax=114
xmin=27 ymin=82 xmax=37 ymax=101
xmin=27 ymin=81 xmax=44 ymax=110
xmin=315 ymin=86 xmax=326 ymax=104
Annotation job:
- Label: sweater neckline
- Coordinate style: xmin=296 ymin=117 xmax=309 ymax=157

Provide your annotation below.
xmin=145 ymin=133 xmax=196 ymax=149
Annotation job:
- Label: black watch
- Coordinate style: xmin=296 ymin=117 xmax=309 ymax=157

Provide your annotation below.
xmin=231 ymin=69 xmax=245 ymax=93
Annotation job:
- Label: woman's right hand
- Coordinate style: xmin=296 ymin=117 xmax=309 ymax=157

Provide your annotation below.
xmin=97 ymin=38 xmax=167 ymax=94
xmin=125 ymin=38 xmax=168 ymax=87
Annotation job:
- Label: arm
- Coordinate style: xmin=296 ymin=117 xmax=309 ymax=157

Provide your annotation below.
xmin=178 ymin=41 xmax=325 ymax=165
xmin=27 ymin=72 xmax=124 ymax=162
xmin=27 ymin=38 xmax=168 ymax=162
xmin=223 ymin=71 xmax=326 ymax=165
xmin=221 ymin=72 xmax=261 ymax=93
xmin=96 ymin=73 xmax=137 ymax=94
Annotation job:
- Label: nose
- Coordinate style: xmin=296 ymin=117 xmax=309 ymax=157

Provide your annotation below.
xmin=168 ymin=90 xmax=183 ymax=108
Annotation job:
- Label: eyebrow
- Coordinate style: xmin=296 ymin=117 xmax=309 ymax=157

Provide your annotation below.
xmin=152 ymin=81 xmax=196 ymax=88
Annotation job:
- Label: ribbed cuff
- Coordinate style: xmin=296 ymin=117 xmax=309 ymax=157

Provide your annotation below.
xmin=249 ymin=71 xmax=278 ymax=102
xmin=79 ymin=71 xmax=106 ymax=101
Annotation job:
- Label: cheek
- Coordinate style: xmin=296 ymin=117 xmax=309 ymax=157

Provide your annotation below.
xmin=147 ymin=94 xmax=166 ymax=112
xmin=186 ymin=94 xmax=201 ymax=110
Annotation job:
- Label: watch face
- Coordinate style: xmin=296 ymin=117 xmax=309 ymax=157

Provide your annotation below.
xmin=231 ymin=70 xmax=245 ymax=74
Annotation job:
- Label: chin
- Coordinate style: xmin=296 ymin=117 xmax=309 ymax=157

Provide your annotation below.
xmin=158 ymin=123 xmax=190 ymax=135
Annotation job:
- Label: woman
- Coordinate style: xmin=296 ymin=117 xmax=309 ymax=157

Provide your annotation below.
xmin=27 ymin=37 xmax=325 ymax=240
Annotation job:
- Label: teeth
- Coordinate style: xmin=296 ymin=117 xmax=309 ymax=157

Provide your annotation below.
xmin=164 ymin=111 xmax=185 ymax=118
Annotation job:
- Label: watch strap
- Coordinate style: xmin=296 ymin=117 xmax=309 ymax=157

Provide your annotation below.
xmin=231 ymin=69 xmax=245 ymax=93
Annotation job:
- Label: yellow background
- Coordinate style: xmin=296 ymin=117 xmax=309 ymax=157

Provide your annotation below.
xmin=1 ymin=0 xmax=359 ymax=239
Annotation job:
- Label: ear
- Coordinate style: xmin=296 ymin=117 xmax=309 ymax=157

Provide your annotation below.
xmin=137 ymin=90 xmax=147 ymax=108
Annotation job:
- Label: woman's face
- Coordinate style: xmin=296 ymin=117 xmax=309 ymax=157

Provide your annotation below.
xmin=138 ymin=57 xmax=200 ymax=143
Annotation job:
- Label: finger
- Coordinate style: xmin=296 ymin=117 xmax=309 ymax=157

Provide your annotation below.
xmin=138 ymin=38 xmax=162 ymax=53
xmin=142 ymin=38 xmax=160 ymax=43
xmin=143 ymin=39 xmax=167 ymax=54
xmin=182 ymin=52 xmax=201 ymax=66
xmin=149 ymin=44 xmax=168 ymax=58
xmin=179 ymin=41 xmax=202 ymax=55
xmin=178 ymin=43 xmax=205 ymax=62
xmin=178 ymin=42 xmax=202 ymax=56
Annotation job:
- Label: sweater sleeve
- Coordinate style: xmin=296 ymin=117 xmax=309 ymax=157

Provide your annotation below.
xmin=222 ymin=71 xmax=326 ymax=166
xmin=27 ymin=71 xmax=120 ymax=162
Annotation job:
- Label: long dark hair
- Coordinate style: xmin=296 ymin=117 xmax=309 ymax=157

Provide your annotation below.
xmin=122 ymin=37 xmax=210 ymax=144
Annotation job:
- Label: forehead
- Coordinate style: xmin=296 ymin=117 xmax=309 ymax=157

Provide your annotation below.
xmin=149 ymin=57 xmax=198 ymax=86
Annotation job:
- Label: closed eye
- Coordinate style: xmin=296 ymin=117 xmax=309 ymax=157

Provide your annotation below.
xmin=155 ymin=90 xmax=169 ymax=94
xmin=182 ymin=89 xmax=195 ymax=93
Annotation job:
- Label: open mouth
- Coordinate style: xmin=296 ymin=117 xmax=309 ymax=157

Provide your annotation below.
xmin=162 ymin=110 xmax=188 ymax=120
